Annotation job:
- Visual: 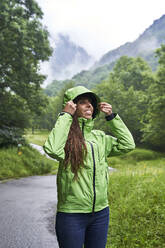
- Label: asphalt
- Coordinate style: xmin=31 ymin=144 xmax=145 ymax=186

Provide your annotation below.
xmin=0 ymin=175 xmax=59 ymax=248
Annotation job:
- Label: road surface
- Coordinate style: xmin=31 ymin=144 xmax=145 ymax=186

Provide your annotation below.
xmin=0 ymin=175 xmax=59 ymax=248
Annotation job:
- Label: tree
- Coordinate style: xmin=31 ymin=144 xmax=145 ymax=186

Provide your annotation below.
xmin=0 ymin=0 xmax=52 ymax=145
xmin=35 ymin=81 xmax=75 ymax=130
xmin=0 ymin=0 xmax=52 ymax=109
xmin=111 ymin=56 xmax=154 ymax=91
xmin=142 ymin=45 xmax=165 ymax=150
xmin=93 ymin=56 xmax=155 ymax=145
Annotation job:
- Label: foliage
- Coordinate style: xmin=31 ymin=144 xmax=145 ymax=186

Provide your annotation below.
xmin=37 ymin=81 xmax=75 ymax=130
xmin=44 ymin=79 xmax=71 ymax=97
xmin=0 ymin=0 xmax=52 ymax=100
xmin=72 ymin=62 xmax=115 ymax=89
xmin=25 ymin=129 xmax=49 ymax=146
xmin=43 ymin=47 xmax=165 ymax=151
xmin=142 ymin=44 xmax=165 ymax=150
xmin=109 ymin=148 xmax=164 ymax=168
xmin=44 ymin=62 xmax=115 ymax=96
xmin=0 ymin=125 xmax=25 ymax=147
xmin=111 ymin=56 xmax=154 ymax=91
xmin=0 ymin=145 xmax=58 ymax=180
xmin=94 ymin=56 xmax=155 ymax=145
xmin=0 ymin=91 xmax=31 ymax=128
xmin=0 ymin=0 xmax=52 ymax=146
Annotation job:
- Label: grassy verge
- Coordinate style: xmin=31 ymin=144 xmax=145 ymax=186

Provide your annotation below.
xmin=0 ymin=145 xmax=58 ymax=181
xmin=24 ymin=129 xmax=49 ymax=146
xmin=106 ymin=149 xmax=165 ymax=248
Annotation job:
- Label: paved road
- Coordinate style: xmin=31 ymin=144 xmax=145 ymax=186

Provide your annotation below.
xmin=0 ymin=176 xmax=59 ymax=248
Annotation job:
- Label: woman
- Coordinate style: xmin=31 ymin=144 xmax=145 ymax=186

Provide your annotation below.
xmin=43 ymin=86 xmax=135 ymax=248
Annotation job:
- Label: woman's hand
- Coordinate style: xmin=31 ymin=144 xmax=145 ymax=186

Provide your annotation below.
xmin=99 ymin=102 xmax=112 ymax=116
xmin=63 ymin=101 xmax=77 ymax=116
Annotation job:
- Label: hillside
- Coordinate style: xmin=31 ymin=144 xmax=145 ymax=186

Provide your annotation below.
xmin=96 ymin=14 xmax=165 ymax=69
xmin=44 ymin=62 xmax=115 ymax=96
xmin=44 ymin=14 xmax=165 ymax=95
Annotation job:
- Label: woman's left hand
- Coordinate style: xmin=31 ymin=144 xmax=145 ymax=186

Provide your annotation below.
xmin=99 ymin=102 xmax=113 ymax=116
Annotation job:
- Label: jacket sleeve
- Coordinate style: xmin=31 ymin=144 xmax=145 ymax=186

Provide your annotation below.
xmin=105 ymin=114 xmax=135 ymax=157
xmin=43 ymin=113 xmax=73 ymax=161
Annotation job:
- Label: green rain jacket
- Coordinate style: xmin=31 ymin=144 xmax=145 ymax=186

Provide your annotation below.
xmin=43 ymin=86 xmax=135 ymax=213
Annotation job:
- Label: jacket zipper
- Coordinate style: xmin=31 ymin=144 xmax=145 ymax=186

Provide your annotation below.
xmin=82 ymin=120 xmax=85 ymax=137
xmin=89 ymin=142 xmax=96 ymax=213
xmin=82 ymin=121 xmax=96 ymax=213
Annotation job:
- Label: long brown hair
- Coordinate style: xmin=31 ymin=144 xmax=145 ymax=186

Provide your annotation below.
xmin=64 ymin=114 xmax=87 ymax=180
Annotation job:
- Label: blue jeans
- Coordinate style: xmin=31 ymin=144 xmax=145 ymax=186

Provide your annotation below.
xmin=55 ymin=207 xmax=109 ymax=248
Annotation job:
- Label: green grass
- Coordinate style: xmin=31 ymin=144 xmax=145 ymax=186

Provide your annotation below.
xmin=106 ymin=149 xmax=165 ymax=248
xmin=24 ymin=129 xmax=49 ymax=146
xmin=0 ymin=145 xmax=58 ymax=181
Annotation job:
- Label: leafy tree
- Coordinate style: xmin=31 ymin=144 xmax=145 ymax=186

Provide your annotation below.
xmin=142 ymin=44 xmax=165 ymax=150
xmin=94 ymin=56 xmax=155 ymax=145
xmin=36 ymin=81 xmax=75 ymax=130
xmin=0 ymin=92 xmax=31 ymax=128
xmin=0 ymin=0 xmax=52 ymax=145
xmin=0 ymin=0 xmax=52 ymax=109
xmin=94 ymin=82 xmax=147 ymax=144
xmin=44 ymin=79 xmax=71 ymax=97
xmin=111 ymin=56 xmax=154 ymax=91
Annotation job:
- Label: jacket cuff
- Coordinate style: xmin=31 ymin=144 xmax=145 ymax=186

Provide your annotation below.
xmin=105 ymin=113 xmax=117 ymax=121
xmin=59 ymin=111 xmax=73 ymax=117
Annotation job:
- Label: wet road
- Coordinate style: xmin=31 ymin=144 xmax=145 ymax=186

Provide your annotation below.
xmin=0 ymin=176 xmax=59 ymax=248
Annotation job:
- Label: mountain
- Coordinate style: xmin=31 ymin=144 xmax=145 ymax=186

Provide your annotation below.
xmin=49 ymin=34 xmax=94 ymax=80
xmin=44 ymin=14 xmax=165 ymax=96
xmin=96 ymin=14 xmax=165 ymax=69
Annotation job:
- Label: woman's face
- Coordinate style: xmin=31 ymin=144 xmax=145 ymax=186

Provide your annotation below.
xmin=76 ymin=96 xmax=94 ymax=119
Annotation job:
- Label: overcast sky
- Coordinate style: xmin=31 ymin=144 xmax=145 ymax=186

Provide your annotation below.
xmin=36 ymin=0 xmax=165 ymax=59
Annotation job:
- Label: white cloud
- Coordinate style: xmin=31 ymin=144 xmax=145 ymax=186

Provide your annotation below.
xmin=37 ymin=0 xmax=165 ymax=59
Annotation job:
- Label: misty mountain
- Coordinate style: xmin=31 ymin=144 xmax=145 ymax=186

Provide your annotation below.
xmin=44 ymin=14 xmax=165 ymax=96
xmin=96 ymin=14 xmax=165 ymax=69
xmin=49 ymin=34 xmax=94 ymax=80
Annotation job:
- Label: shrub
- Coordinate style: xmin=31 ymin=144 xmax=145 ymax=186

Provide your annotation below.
xmin=119 ymin=148 xmax=163 ymax=162
xmin=0 ymin=125 xmax=25 ymax=147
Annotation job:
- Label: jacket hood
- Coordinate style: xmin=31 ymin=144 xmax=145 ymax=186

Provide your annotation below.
xmin=63 ymin=86 xmax=100 ymax=118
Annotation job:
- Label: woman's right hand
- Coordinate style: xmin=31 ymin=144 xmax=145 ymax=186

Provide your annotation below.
xmin=63 ymin=101 xmax=77 ymax=116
